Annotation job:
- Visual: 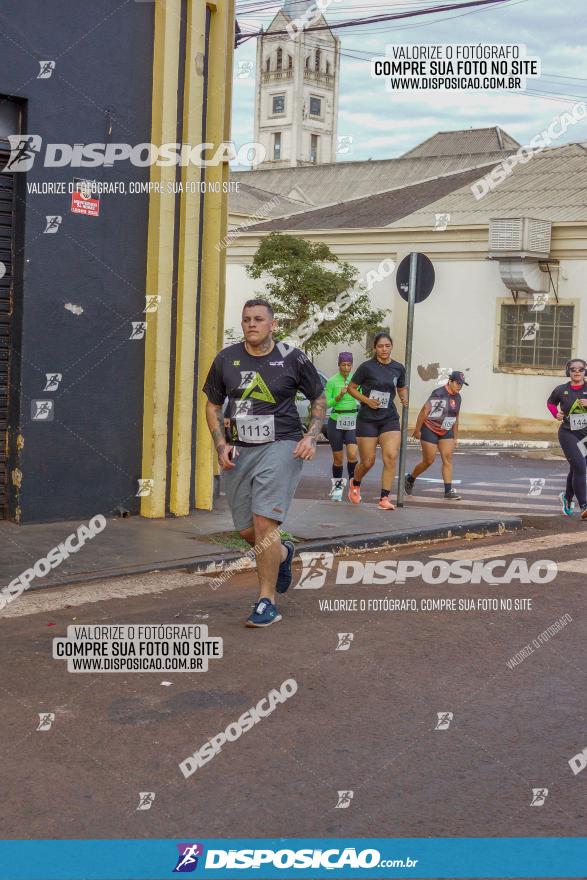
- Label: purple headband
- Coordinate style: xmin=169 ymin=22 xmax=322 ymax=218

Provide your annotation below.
xmin=338 ymin=352 xmax=353 ymax=363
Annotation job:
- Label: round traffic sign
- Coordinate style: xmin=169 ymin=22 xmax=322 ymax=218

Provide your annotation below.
xmin=396 ymin=253 xmax=435 ymax=303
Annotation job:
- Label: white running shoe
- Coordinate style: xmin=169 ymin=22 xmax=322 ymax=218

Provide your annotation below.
xmin=329 ymin=477 xmax=346 ymax=502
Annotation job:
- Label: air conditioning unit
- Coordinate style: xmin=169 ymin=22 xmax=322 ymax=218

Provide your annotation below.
xmin=488 ymin=218 xmax=551 ymax=259
xmin=497 ymin=259 xmax=549 ymax=294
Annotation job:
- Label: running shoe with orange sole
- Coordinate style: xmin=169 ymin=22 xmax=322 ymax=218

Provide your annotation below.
xmin=348 ymin=478 xmax=361 ymax=504
xmin=581 ymin=506 xmax=587 ymax=521
xmin=378 ymin=497 xmax=395 ymax=510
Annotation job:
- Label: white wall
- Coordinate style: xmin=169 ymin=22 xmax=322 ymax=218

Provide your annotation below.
xmin=405 ymin=258 xmax=584 ymax=428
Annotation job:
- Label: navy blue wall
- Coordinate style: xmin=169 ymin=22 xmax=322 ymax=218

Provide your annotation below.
xmin=0 ymin=1 xmax=155 ymax=522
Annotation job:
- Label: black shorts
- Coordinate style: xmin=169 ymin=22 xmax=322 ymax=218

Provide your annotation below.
xmin=327 ymin=417 xmax=357 ymax=452
xmin=356 ymin=415 xmax=400 ymax=438
xmin=421 ymin=424 xmax=455 ymax=444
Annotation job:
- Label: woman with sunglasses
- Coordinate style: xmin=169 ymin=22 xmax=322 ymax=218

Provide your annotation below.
xmin=547 ymin=358 xmax=587 ymax=519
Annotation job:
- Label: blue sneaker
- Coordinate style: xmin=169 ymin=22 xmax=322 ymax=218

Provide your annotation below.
xmin=246 ymin=598 xmax=282 ymax=628
xmin=559 ymin=491 xmax=575 ymax=516
xmin=276 ymin=540 xmax=295 ymax=594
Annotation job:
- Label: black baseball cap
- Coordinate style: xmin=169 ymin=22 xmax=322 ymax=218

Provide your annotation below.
xmin=449 ymin=370 xmax=469 ymax=386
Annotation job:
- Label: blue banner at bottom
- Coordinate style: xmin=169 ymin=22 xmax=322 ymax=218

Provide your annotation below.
xmin=1 ymin=838 xmax=586 ymax=879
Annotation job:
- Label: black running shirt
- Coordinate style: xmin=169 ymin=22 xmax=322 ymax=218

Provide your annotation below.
xmin=350 ymin=358 xmax=406 ymax=423
xmin=548 ymin=381 xmax=587 ymax=436
xmin=424 ymin=385 xmax=462 ymax=436
xmin=203 ymin=341 xmax=324 ymax=446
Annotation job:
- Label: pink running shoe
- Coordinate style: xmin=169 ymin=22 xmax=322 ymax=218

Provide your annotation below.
xmin=348 ymin=478 xmax=361 ymax=504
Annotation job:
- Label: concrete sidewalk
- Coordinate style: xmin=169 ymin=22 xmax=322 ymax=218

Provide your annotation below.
xmin=0 ymin=496 xmax=521 ymax=591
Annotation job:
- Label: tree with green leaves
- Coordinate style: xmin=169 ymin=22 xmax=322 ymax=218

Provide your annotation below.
xmin=244 ymin=232 xmax=389 ymax=357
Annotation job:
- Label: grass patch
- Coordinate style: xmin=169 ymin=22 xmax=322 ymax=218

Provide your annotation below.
xmin=205 ymin=529 xmax=299 ymax=552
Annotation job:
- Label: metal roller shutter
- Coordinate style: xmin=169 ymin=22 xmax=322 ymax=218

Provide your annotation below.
xmin=0 ymin=141 xmax=14 ymax=519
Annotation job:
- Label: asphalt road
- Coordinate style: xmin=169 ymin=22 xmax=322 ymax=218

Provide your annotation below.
xmin=1 ymin=513 xmax=585 ymax=864
xmin=298 ymin=446 xmax=569 ymax=518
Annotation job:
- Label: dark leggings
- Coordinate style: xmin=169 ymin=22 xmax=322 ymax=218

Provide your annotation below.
xmin=559 ymin=426 xmax=587 ymax=507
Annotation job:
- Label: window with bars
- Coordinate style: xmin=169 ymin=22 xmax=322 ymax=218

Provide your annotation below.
xmin=498 ymin=302 xmax=574 ymax=370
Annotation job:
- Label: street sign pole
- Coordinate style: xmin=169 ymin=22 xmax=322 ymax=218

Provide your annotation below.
xmin=396 ymin=252 xmax=418 ymax=508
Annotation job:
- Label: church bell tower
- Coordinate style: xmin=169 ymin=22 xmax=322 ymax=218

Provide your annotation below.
xmin=253 ymin=0 xmax=340 ymax=168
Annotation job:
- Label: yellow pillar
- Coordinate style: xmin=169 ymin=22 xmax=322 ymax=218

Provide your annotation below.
xmin=169 ymin=0 xmax=208 ymax=516
xmin=213 ymin=0 xmax=235 ymax=481
xmin=217 ymin=7 xmax=235 ymax=352
xmin=194 ymin=0 xmax=235 ymax=510
xmin=140 ymin=0 xmax=182 ymax=518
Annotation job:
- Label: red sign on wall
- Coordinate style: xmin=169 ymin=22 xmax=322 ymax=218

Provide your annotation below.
xmin=71 ymin=179 xmax=100 ymax=217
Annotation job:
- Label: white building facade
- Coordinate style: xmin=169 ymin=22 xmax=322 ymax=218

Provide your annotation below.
xmin=227 ymin=137 xmax=587 ymax=437
xmin=226 ymin=221 xmax=586 ymax=437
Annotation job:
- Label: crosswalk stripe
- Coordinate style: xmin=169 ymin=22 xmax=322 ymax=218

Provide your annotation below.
xmin=407 ymin=495 xmax=558 ymax=512
xmin=470 ymin=481 xmax=566 ymax=490
xmin=556 ymin=557 xmax=587 ymax=573
xmin=417 ymin=478 xmax=462 ymax=484
xmin=432 ymin=531 xmax=587 ymax=561
xmin=417 ymin=488 xmax=561 ymax=501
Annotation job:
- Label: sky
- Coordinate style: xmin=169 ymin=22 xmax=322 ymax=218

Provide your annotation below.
xmin=231 ymin=0 xmax=587 ymax=163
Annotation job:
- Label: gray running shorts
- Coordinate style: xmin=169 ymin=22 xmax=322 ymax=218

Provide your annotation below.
xmin=223 ymin=439 xmax=303 ymax=531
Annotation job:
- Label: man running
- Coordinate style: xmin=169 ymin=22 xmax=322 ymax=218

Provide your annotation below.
xmin=203 ymin=299 xmax=326 ymax=626
xmin=346 ymin=332 xmax=408 ymax=510
xmin=405 ymin=370 xmax=467 ymax=500
xmin=547 ymin=358 xmax=587 ymax=520
xmin=324 ymin=352 xmax=359 ymax=501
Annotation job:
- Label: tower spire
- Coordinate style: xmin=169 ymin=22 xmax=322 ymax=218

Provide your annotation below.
xmin=282 ymin=0 xmax=319 ymax=18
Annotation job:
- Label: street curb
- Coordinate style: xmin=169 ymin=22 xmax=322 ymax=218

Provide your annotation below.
xmin=277 ymin=516 xmax=524 ymax=558
xmin=13 ymin=516 xmax=523 ymax=593
xmin=193 ymin=516 xmax=524 ymax=578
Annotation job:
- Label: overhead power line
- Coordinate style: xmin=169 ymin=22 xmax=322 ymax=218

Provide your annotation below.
xmin=235 ymin=0 xmax=514 ymax=45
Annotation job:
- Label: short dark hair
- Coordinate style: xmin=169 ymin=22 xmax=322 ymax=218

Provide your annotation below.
xmin=242 ymin=298 xmax=274 ymax=319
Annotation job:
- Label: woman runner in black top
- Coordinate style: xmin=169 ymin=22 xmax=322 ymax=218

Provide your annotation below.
xmin=346 ymin=332 xmax=408 ymax=509
xmin=547 ymin=358 xmax=587 ymax=520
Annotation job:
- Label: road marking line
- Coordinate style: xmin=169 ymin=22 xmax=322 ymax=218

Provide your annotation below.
xmin=508 ymin=478 xmax=567 ymax=484
xmin=418 ymin=489 xmax=561 ymax=501
xmin=0 ymin=570 xmax=208 ymax=619
xmin=471 ymin=481 xmax=566 ymax=489
xmin=417 ymin=478 xmax=462 ymax=484
xmin=556 ymin=557 xmax=587 ymax=573
xmin=407 ymin=496 xmax=557 ymax=512
xmin=432 ymin=532 xmax=587 ymax=561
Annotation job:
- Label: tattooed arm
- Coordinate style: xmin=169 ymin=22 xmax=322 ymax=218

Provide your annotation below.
xmin=293 ymin=392 xmax=327 ymax=460
xmin=205 ymin=400 xmax=235 ymax=469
